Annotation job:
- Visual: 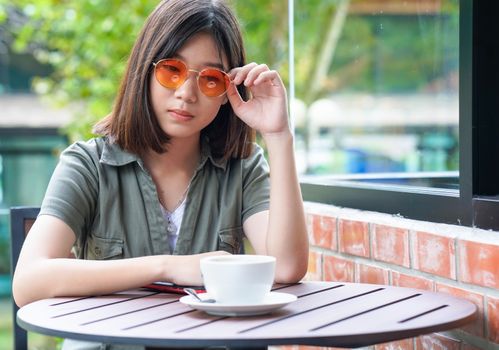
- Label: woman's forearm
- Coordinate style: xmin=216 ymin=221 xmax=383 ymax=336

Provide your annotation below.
xmin=263 ymin=131 xmax=309 ymax=282
xmin=13 ymin=249 xmax=229 ymax=307
xmin=13 ymin=255 xmax=167 ymax=307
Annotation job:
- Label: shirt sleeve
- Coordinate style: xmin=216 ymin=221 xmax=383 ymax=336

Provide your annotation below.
xmin=39 ymin=140 xmax=100 ymax=242
xmin=241 ymin=143 xmax=271 ymax=223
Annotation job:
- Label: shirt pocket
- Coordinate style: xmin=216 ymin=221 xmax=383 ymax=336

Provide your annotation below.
xmin=217 ymin=227 xmax=243 ymax=254
xmin=86 ymin=234 xmax=124 ymax=260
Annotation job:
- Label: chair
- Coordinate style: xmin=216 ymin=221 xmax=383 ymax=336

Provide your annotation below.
xmin=10 ymin=206 xmax=40 ymax=350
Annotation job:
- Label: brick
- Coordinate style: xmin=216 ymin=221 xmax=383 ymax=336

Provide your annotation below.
xmin=459 ymin=239 xmax=499 ymax=289
xmin=338 ymin=219 xmax=370 ymax=257
xmin=372 ymin=225 xmax=410 ymax=267
xmin=323 ymin=255 xmax=355 ymax=282
xmin=311 ymin=214 xmax=337 ymax=250
xmin=374 ymin=338 xmax=413 ymax=350
xmin=356 ymin=263 xmax=389 ymax=285
xmin=305 ymin=250 xmax=323 ymax=281
xmin=412 ymin=231 xmax=456 ymax=279
xmin=415 ymin=333 xmax=460 ymax=349
xmin=435 ymin=283 xmax=484 ymax=337
xmin=391 ymin=271 xmax=434 ymax=291
xmin=488 ymin=295 xmax=499 ymax=343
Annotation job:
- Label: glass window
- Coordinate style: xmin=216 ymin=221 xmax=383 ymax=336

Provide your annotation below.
xmin=293 ymin=0 xmax=459 ymax=188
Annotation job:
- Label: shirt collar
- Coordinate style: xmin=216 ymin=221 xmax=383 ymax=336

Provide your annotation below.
xmin=99 ymin=137 xmax=228 ymax=171
xmin=198 ymin=137 xmax=228 ymax=171
xmin=100 ymin=139 xmax=142 ymax=167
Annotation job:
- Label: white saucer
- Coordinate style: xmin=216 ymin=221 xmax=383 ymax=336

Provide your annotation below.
xmin=179 ymin=292 xmax=297 ymax=316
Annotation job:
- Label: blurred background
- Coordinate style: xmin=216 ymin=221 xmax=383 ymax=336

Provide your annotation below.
xmin=0 ymin=0 xmax=459 ymax=348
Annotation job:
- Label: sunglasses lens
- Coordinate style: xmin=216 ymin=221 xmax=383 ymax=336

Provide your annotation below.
xmin=155 ymin=60 xmax=187 ymax=89
xmin=198 ymin=69 xmax=229 ymax=97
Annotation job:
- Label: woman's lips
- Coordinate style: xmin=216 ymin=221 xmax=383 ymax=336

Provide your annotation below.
xmin=169 ymin=109 xmax=194 ymax=121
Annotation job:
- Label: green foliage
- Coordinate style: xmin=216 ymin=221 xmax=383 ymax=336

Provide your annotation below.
xmin=6 ymin=0 xmax=156 ymax=140
xmin=233 ymin=0 xmax=288 ymax=70
xmin=294 ymin=2 xmax=459 ymax=98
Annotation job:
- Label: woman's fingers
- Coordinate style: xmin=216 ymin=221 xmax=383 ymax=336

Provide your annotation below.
xmin=243 ymin=64 xmax=269 ymax=86
xmin=226 ymin=80 xmax=244 ymax=110
xmin=230 ymin=62 xmax=280 ymax=87
xmin=229 ymin=62 xmax=258 ymax=85
xmin=253 ymin=70 xmax=282 ymax=87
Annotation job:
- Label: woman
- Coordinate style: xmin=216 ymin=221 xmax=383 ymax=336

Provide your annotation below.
xmin=13 ymin=0 xmax=308 ymax=317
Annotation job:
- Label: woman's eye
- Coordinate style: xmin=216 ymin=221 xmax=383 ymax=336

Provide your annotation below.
xmin=165 ymin=65 xmax=180 ymax=73
xmin=205 ymin=76 xmax=221 ymax=83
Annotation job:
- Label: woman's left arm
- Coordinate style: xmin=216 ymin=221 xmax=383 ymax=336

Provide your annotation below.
xmin=227 ymin=63 xmax=309 ymax=283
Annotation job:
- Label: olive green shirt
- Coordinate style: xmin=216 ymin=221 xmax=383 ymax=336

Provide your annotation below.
xmin=40 ymin=137 xmax=270 ymax=261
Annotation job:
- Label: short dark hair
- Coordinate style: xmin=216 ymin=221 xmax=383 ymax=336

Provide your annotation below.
xmin=94 ymin=0 xmax=254 ymax=159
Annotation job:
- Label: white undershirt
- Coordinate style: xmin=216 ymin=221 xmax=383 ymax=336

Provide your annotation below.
xmin=160 ymin=198 xmax=186 ymax=252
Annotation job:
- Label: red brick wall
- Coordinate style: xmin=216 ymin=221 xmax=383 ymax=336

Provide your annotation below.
xmin=277 ymin=202 xmax=499 ymax=350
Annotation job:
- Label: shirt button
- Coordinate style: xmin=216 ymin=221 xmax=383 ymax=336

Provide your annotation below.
xmin=94 ymin=246 xmax=101 ymax=256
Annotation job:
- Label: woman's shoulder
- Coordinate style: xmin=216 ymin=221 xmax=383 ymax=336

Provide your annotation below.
xmin=62 ymin=136 xmax=140 ymax=169
xmin=242 ymin=142 xmax=267 ymax=164
xmin=226 ymin=142 xmax=269 ymax=175
xmin=63 ymin=136 xmax=107 ymax=155
xmin=59 ymin=137 xmax=109 ymax=166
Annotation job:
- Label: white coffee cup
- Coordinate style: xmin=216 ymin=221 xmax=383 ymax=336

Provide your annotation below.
xmin=200 ymin=255 xmax=276 ymax=305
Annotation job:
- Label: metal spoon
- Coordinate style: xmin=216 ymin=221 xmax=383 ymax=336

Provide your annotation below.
xmin=183 ymin=288 xmax=216 ymax=303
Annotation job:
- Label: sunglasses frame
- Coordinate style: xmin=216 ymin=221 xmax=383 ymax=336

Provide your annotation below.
xmin=152 ymin=58 xmax=230 ymax=98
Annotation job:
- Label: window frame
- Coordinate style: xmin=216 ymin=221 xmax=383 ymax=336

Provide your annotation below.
xmin=297 ymin=0 xmax=499 ymax=230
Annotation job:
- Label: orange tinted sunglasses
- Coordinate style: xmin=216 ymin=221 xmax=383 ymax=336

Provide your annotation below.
xmin=153 ymin=58 xmax=230 ymax=97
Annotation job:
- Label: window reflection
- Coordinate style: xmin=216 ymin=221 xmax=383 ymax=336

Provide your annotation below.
xmin=293 ymin=0 xmax=459 ymax=183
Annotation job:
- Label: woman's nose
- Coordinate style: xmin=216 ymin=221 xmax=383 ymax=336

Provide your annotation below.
xmin=174 ymin=73 xmax=198 ymax=103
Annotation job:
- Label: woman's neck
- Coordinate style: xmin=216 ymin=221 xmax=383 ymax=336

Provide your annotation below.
xmin=143 ymin=136 xmax=201 ymax=177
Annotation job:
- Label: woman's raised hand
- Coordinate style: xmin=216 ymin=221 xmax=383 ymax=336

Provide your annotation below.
xmin=227 ymin=63 xmax=290 ymax=138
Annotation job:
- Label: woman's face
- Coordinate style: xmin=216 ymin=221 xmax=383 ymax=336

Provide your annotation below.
xmin=149 ymin=32 xmax=229 ymax=142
